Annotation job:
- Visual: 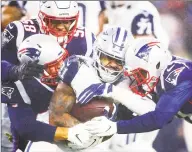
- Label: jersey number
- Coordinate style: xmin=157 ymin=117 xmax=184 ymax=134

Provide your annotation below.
xmin=132 ymin=13 xmax=154 ymax=36
xmin=22 ymin=20 xmax=37 ymax=33
xmin=74 ymin=28 xmax=85 ymax=38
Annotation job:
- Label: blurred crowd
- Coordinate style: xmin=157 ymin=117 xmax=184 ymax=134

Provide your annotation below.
xmin=152 ymin=0 xmax=192 ymax=59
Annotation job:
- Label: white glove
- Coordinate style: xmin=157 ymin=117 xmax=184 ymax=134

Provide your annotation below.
xmin=68 ymin=123 xmax=91 ymax=146
xmin=67 ymin=136 xmax=103 ymax=150
xmin=84 ymin=116 xmax=117 ymax=137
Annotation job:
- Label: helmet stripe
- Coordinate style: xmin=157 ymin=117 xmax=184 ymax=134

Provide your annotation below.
xmin=122 ymin=30 xmax=127 ymax=42
xmin=115 ymin=27 xmax=121 ymax=42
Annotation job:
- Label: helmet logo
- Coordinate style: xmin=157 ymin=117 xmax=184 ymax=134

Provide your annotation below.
xmin=18 ymin=48 xmax=41 ymax=61
xmin=136 ymin=41 xmax=159 ymax=62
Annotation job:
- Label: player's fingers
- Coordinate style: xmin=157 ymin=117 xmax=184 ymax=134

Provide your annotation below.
xmin=88 ymin=129 xmax=105 ymax=136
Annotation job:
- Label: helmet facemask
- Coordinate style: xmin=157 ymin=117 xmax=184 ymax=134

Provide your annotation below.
xmin=124 ymin=67 xmax=159 ymax=97
xmin=94 ymin=47 xmax=124 ymax=83
xmin=38 ymin=11 xmax=79 ymax=45
xmin=41 ymin=52 xmax=68 ymax=86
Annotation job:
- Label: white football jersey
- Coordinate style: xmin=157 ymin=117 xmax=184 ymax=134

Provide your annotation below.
xmin=105 ymin=1 xmax=169 ymax=48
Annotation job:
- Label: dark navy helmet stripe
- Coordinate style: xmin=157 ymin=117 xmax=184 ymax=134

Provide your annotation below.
xmin=122 ymin=30 xmax=128 ymax=42
xmin=115 ymin=27 xmax=121 ymax=42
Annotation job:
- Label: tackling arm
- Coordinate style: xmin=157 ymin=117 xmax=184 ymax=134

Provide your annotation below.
xmin=117 ymin=80 xmax=192 ymax=134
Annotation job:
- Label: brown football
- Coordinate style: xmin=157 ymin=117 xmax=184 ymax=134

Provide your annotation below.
xmin=70 ymin=97 xmax=114 ymax=122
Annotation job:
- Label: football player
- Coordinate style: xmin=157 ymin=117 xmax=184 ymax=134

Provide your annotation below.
xmin=2 ymin=34 xmax=91 ymax=152
xmin=1 ymin=1 xmax=95 ymax=151
xmin=26 ymin=27 xmax=157 ymax=152
xmin=83 ymin=37 xmax=192 ymax=151
xmin=98 ymin=1 xmax=169 ymax=48
xmin=2 ymin=1 xmax=95 ymax=83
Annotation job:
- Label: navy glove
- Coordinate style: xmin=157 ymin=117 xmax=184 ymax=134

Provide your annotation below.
xmin=9 ymin=60 xmax=44 ymax=81
xmin=77 ymin=83 xmax=113 ymax=105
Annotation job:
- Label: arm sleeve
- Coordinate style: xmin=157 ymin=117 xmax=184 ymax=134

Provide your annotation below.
xmin=58 ymin=56 xmax=79 ymax=85
xmin=116 ymin=80 xmax=192 ymax=134
xmin=1 ymin=60 xmax=15 ymax=82
xmin=8 ymin=105 xmax=57 ymax=142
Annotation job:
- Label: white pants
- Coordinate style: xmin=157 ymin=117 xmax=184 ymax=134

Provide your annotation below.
xmin=25 ymin=140 xmax=112 ymax=152
xmin=108 ymin=130 xmax=158 ymax=152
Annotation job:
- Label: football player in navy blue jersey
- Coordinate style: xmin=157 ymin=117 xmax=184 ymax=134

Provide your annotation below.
xmin=1 ymin=1 xmax=95 ymax=151
xmin=2 ymin=1 xmax=95 ymax=83
xmin=2 ymin=34 xmax=91 ymax=152
xmin=82 ymin=38 xmax=192 ymax=141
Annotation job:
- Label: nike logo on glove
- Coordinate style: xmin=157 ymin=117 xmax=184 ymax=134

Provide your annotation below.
xmin=106 ymin=126 xmax=111 ymax=132
xmin=75 ymin=134 xmax=82 ymax=143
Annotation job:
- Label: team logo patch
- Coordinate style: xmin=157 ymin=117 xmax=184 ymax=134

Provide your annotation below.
xmin=136 ymin=42 xmax=159 ymax=62
xmin=2 ymin=87 xmax=14 ymax=99
xmin=165 ymin=67 xmax=185 ymax=85
xmin=2 ymin=29 xmax=14 ymax=44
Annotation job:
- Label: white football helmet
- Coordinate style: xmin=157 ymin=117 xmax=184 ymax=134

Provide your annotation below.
xmin=17 ymin=34 xmax=68 ymax=86
xmin=124 ymin=37 xmax=172 ymax=96
xmin=93 ymin=26 xmax=134 ymax=83
xmin=38 ymin=1 xmax=79 ymax=44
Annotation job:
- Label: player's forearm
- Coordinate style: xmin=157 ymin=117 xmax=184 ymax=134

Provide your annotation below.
xmin=112 ymin=85 xmax=156 ymax=115
xmin=8 ymin=106 xmax=58 ymax=142
xmin=50 ymin=112 xmax=80 ymax=127
xmin=116 ymin=110 xmax=174 ymax=134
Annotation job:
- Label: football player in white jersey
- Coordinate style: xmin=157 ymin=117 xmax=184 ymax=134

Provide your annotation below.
xmin=83 ymin=37 xmax=192 ymax=152
xmin=99 ymin=1 xmax=169 ymax=48
xmin=26 ymin=26 xmax=156 ymax=152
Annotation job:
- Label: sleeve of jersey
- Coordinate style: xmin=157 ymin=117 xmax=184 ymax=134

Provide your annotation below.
xmin=1 ymin=60 xmax=15 ymax=82
xmin=8 ymin=106 xmax=56 ymax=142
xmin=116 ymin=80 xmax=192 ymax=134
xmin=2 ymin=22 xmax=19 ymax=64
xmin=58 ymin=56 xmax=79 ymax=85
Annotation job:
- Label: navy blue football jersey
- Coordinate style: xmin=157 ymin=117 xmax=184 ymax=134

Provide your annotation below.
xmin=2 ymin=18 xmax=95 ymax=78
xmin=156 ymin=56 xmax=192 ymax=122
xmin=2 ymin=78 xmax=54 ymax=114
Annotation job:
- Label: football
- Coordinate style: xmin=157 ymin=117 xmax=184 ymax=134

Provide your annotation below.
xmin=70 ymin=97 xmax=115 ymax=122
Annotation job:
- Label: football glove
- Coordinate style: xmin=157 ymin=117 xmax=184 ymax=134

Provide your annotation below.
xmin=85 ymin=116 xmax=117 ymax=137
xmin=9 ymin=60 xmax=44 ymax=81
xmin=68 ymin=123 xmax=91 ymax=146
